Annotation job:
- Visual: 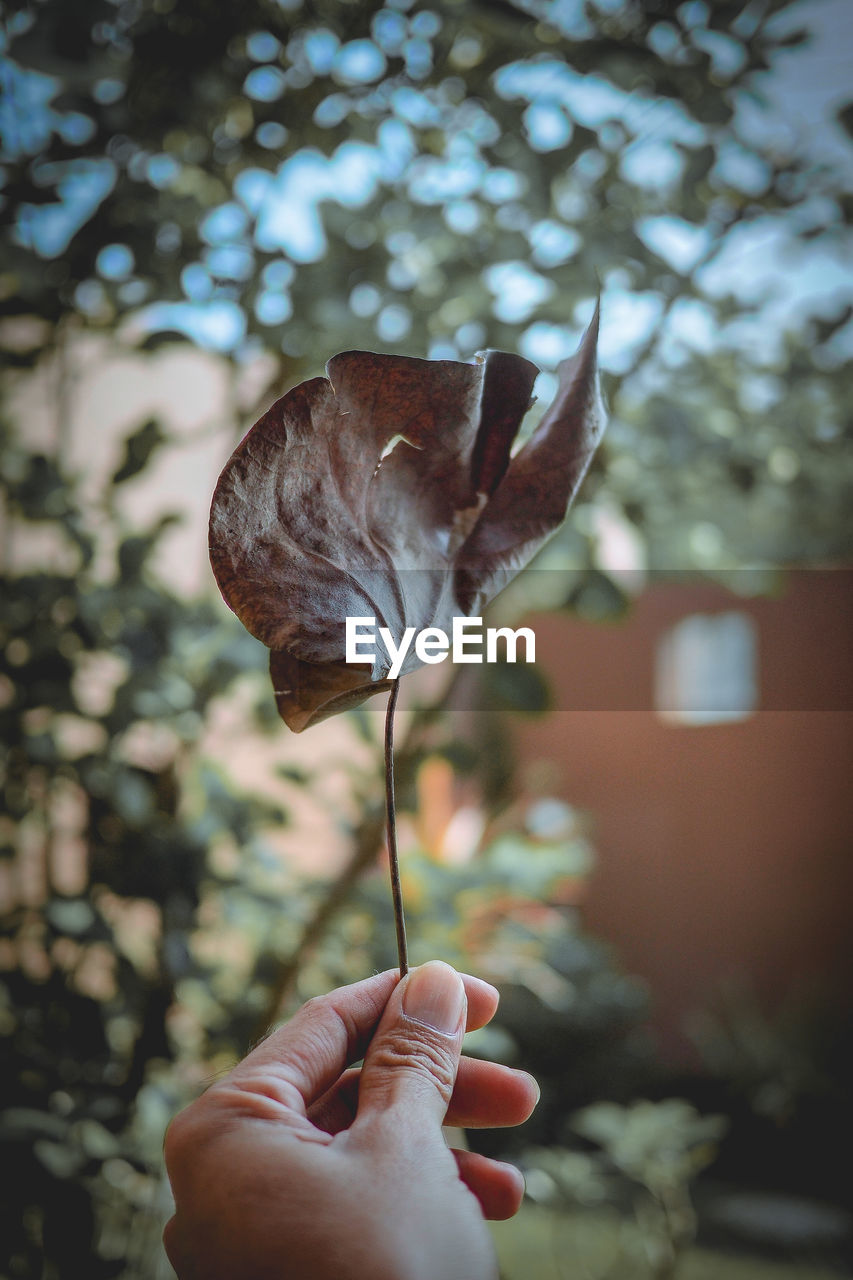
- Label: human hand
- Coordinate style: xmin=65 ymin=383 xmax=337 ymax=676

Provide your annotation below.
xmin=163 ymin=962 xmax=539 ymax=1280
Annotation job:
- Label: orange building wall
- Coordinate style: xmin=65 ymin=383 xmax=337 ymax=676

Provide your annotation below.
xmin=515 ymin=573 xmax=853 ymax=1061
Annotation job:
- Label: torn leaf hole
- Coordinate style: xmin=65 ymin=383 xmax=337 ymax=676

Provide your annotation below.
xmin=381 ymin=433 xmax=421 ymax=461
xmin=374 ymin=433 xmax=422 ymax=477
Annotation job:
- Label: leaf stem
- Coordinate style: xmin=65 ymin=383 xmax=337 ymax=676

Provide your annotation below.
xmin=253 ymin=666 xmax=468 ymax=1040
xmin=384 ymin=678 xmax=408 ymax=976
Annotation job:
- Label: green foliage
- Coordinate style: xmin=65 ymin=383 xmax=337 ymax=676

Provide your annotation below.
xmin=111 ymin=418 xmax=167 ymax=487
xmin=480 ymin=657 xmax=553 ymax=713
xmin=524 ymin=1100 xmax=728 ymax=1279
xmin=2 ymin=0 xmax=851 ymax=568
xmin=572 ymin=1098 xmax=727 ymax=1196
xmin=491 ymin=1200 xmax=843 ymax=1280
xmin=0 ymin=432 xmax=274 ymax=1275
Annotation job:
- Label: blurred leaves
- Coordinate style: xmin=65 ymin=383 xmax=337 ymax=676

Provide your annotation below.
xmin=0 ymin=419 xmax=279 ymax=1276
xmin=572 ymin=1098 xmax=727 ymax=1195
xmin=521 ymin=1100 xmax=728 ymax=1280
xmin=839 ymin=103 xmax=853 ymax=138
xmin=480 ymin=658 xmax=552 ymax=713
xmin=2 ymin=0 xmax=851 ymax=569
xmin=111 ymin=418 xmax=167 ymax=486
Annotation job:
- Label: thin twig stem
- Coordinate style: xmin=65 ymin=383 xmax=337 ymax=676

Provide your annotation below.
xmin=253 ymin=666 xmax=468 ymax=1041
xmin=384 ymin=678 xmax=408 ymax=977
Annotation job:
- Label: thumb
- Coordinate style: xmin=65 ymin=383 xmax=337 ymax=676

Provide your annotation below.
xmin=355 ymin=961 xmax=466 ymax=1131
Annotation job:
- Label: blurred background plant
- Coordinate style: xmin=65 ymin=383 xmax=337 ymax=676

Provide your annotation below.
xmin=522 ymin=1098 xmax=728 ymax=1279
xmin=2 ymin=0 xmax=852 ymax=1275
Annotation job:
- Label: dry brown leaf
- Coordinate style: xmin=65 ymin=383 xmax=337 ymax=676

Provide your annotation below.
xmin=209 ymin=307 xmax=605 ymax=730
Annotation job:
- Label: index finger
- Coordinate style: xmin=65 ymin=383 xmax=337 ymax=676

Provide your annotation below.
xmin=226 ymin=969 xmax=499 ymax=1111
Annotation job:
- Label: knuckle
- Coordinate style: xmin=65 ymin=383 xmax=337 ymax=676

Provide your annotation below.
xmin=301 ymin=993 xmax=326 ymax=1018
xmin=300 ymin=992 xmax=359 ymax=1047
xmin=210 ymin=1074 xmax=304 ymax=1116
xmin=372 ymin=1030 xmax=458 ymax=1100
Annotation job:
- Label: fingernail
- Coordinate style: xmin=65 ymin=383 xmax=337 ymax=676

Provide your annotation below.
xmin=403 ymin=961 xmax=465 ymax=1035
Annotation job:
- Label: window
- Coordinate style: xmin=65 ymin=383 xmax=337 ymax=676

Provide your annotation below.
xmin=655 ymin=611 xmax=758 ymax=725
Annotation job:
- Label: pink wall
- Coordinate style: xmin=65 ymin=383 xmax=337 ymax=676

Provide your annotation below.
xmin=516 ymin=573 xmax=853 ymax=1061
